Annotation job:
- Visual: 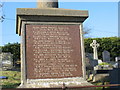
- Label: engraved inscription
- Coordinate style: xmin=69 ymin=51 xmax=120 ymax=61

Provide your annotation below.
xmin=26 ymin=25 xmax=82 ymax=79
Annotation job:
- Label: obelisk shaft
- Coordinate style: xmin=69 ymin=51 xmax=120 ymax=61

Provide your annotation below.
xmin=37 ymin=0 xmax=58 ymax=8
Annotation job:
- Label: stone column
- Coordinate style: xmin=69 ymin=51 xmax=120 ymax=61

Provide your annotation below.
xmin=37 ymin=0 xmax=58 ymax=8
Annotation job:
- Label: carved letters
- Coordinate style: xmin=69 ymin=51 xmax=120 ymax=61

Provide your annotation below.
xmin=26 ymin=25 xmax=82 ymax=79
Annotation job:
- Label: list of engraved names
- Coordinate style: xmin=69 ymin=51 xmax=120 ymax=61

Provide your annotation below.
xmin=26 ymin=25 xmax=82 ymax=79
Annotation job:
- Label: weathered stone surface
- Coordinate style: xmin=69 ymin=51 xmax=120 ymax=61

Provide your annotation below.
xmin=102 ymin=50 xmax=110 ymax=62
xmin=90 ymin=40 xmax=99 ymax=60
xmin=92 ymin=74 xmax=109 ymax=82
xmin=37 ymin=0 xmax=58 ymax=8
xmin=19 ymin=77 xmax=92 ymax=88
xmin=16 ymin=8 xmax=88 ymax=35
xmin=16 ymin=4 xmax=90 ymax=88
xmin=26 ymin=25 xmax=82 ymax=79
xmin=17 ymin=8 xmax=88 ymax=17
xmin=0 ymin=52 xmax=13 ymax=70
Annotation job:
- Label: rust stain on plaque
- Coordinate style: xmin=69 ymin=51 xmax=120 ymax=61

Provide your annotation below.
xmin=26 ymin=25 xmax=83 ymax=79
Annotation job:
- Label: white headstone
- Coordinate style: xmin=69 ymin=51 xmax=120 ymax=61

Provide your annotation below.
xmin=102 ymin=50 xmax=110 ymax=62
xmin=115 ymin=57 xmax=120 ymax=68
xmin=115 ymin=57 xmax=120 ymax=62
xmin=90 ymin=40 xmax=100 ymax=60
xmin=98 ymin=59 xmax=102 ymax=64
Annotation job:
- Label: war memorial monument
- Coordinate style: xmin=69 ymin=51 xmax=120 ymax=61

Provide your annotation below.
xmin=16 ymin=0 xmax=91 ymax=88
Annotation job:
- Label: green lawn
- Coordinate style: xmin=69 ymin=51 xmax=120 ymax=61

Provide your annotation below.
xmin=0 ymin=70 xmax=109 ymax=89
xmin=0 ymin=70 xmax=21 ymax=88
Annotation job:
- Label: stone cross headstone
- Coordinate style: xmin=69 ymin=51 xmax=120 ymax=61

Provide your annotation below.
xmin=16 ymin=0 xmax=91 ymax=88
xmin=90 ymin=40 xmax=100 ymax=60
xmin=102 ymin=50 xmax=110 ymax=62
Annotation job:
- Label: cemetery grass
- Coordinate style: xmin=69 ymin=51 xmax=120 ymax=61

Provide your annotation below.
xmin=0 ymin=70 xmax=21 ymax=88
xmin=1 ymin=71 xmax=110 ymax=89
xmin=91 ymin=81 xmax=110 ymax=90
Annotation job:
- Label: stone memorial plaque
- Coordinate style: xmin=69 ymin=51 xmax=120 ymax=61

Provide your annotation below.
xmin=26 ymin=24 xmax=82 ymax=79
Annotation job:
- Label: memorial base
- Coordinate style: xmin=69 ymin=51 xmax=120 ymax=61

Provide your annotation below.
xmin=17 ymin=8 xmax=90 ymax=89
xmin=18 ymin=77 xmax=92 ymax=88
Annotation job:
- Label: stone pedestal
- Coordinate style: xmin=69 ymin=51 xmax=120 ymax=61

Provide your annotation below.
xmin=16 ymin=8 xmax=91 ymax=88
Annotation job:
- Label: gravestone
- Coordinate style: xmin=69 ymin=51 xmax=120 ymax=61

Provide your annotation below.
xmin=110 ymin=57 xmax=120 ymax=88
xmin=115 ymin=57 xmax=120 ymax=68
xmin=102 ymin=50 xmax=110 ymax=62
xmin=115 ymin=57 xmax=120 ymax=62
xmin=85 ymin=53 xmax=93 ymax=60
xmin=98 ymin=60 xmax=102 ymax=64
xmin=109 ymin=68 xmax=120 ymax=89
xmin=0 ymin=52 xmax=13 ymax=70
xmin=90 ymin=40 xmax=100 ymax=60
xmin=85 ymin=53 xmax=99 ymax=68
xmin=85 ymin=53 xmax=94 ymax=70
xmin=16 ymin=0 xmax=92 ymax=88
